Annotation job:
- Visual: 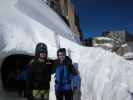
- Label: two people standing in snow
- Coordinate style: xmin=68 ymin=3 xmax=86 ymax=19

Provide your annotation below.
xmin=26 ymin=42 xmax=81 ymax=100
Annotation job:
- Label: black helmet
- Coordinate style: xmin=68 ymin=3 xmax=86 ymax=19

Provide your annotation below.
xmin=57 ymin=48 xmax=66 ymax=56
xmin=35 ymin=42 xmax=47 ymax=57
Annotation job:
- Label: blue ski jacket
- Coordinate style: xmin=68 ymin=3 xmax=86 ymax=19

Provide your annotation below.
xmin=55 ymin=64 xmax=72 ymax=91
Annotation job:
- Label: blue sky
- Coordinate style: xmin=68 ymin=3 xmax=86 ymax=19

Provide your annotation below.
xmin=72 ymin=0 xmax=133 ymax=38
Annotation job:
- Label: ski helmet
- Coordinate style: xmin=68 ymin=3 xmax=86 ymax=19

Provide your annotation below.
xmin=57 ymin=48 xmax=66 ymax=56
xmin=35 ymin=42 xmax=47 ymax=57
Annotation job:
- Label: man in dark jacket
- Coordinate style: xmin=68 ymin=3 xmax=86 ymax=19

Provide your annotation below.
xmin=26 ymin=42 xmax=53 ymax=100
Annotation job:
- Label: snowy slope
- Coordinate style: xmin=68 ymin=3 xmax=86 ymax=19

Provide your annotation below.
xmin=78 ymin=48 xmax=133 ymax=100
xmin=0 ymin=0 xmax=133 ymax=100
xmin=15 ymin=0 xmax=74 ymax=41
xmin=123 ymin=52 xmax=133 ymax=60
xmin=0 ymin=0 xmax=73 ymax=59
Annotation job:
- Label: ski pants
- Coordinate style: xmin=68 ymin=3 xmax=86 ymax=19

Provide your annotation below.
xmin=55 ymin=90 xmax=73 ymax=100
xmin=27 ymin=89 xmax=49 ymax=100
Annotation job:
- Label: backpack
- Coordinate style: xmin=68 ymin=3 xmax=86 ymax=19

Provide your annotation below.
xmin=71 ymin=63 xmax=81 ymax=90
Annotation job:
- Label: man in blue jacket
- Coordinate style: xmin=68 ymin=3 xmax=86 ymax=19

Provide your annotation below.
xmin=54 ymin=48 xmax=77 ymax=100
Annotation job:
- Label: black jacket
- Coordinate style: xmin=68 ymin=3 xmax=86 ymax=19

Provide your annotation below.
xmin=27 ymin=59 xmax=53 ymax=90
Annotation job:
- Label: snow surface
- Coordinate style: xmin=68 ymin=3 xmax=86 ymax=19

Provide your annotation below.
xmin=15 ymin=0 xmax=75 ymax=41
xmin=0 ymin=0 xmax=133 ymax=100
xmin=124 ymin=52 xmax=133 ymax=57
xmin=123 ymin=52 xmax=133 ymax=59
xmin=93 ymin=37 xmax=115 ymax=41
xmin=93 ymin=43 xmax=113 ymax=49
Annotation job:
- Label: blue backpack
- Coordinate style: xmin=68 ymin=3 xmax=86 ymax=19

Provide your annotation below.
xmin=71 ymin=63 xmax=81 ymax=90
